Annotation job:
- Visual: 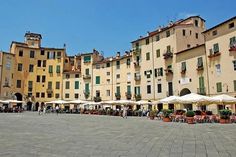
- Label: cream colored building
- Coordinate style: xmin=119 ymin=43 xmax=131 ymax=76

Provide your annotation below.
xmin=9 ymin=32 xmax=66 ymax=110
xmin=203 ymin=16 xmax=236 ymax=113
xmin=131 ymin=16 xmax=205 ymax=108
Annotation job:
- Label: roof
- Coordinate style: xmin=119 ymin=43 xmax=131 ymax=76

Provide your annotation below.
xmin=175 ymin=44 xmax=205 ymax=55
xmin=24 ymin=32 xmax=42 ymax=39
xmin=202 ymin=16 xmax=236 ymax=34
xmin=11 ymin=41 xmax=64 ymax=50
xmin=131 ymin=15 xmax=204 ymax=43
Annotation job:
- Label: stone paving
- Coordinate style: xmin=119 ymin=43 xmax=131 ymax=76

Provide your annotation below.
xmin=0 ymin=112 xmax=235 ymax=157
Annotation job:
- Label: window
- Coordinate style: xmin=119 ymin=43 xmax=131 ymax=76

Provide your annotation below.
xmin=116 ymin=86 xmax=120 ymax=94
xmin=95 ymin=64 xmax=100 ymax=69
xmin=49 ymin=65 xmax=53 ymax=73
xmin=42 ymin=75 xmax=46 ymax=82
xmin=182 ymin=29 xmax=186 ymax=36
xmin=167 ymin=45 xmax=171 ymax=53
xmin=65 ymin=81 xmax=70 ymax=89
xmin=84 ymin=56 xmax=91 ymax=63
xmin=48 ymin=81 xmax=52 ymax=89
xmin=116 ymin=74 xmax=120 ymax=79
xmin=146 ymin=38 xmax=149 ymax=45
xmin=66 ymin=74 xmax=70 ymax=79
xmin=85 ymin=83 xmax=90 ymax=93
xmin=195 ymin=20 xmax=198 ymax=27
xmin=229 ymin=22 xmax=235 ymax=29
xmin=156 ymin=35 xmax=160 ymax=41
xmin=37 ymin=60 xmax=41 ymax=67
xmin=56 ymin=65 xmax=60 ymax=73
xmin=19 ymin=50 xmax=23 ymax=57
xmin=16 ymin=80 xmax=21 ymax=88
xmin=55 ymin=93 xmax=60 ymax=99
xmin=156 ymin=49 xmax=160 ymax=58
xmin=36 ymin=92 xmax=40 ymax=98
xmin=216 ymin=82 xmax=222 ymax=92
xmin=146 ymin=52 xmax=150 ymax=61
xmin=213 ymin=43 xmax=219 ymax=53
xmin=28 ymin=81 xmax=33 ymax=92
xmin=212 ymin=30 xmax=217 ymax=36
xmin=127 ymin=73 xmax=131 ymax=82
xmin=56 ymin=82 xmax=60 ymax=89
xmin=57 ymin=52 xmax=61 ymax=58
xmin=126 ymin=58 xmax=131 ymax=65
xmin=106 ymin=62 xmax=110 ymax=67
xmin=229 ymin=37 xmax=236 ymax=48
xmin=157 ymin=84 xmax=162 ymax=93
xmin=18 ymin=63 xmax=23 ymax=71
xmin=30 ymin=50 xmax=35 ymax=58
xmin=116 ymin=61 xmax=120 ymax=69
xmin=215 ymin=64 xmax=221 ymax=75
xmin=127 ymin=85 xmax=131 ymax=94
xmin=195 ymin=33 xmax=198 ymax=39
xmin=106 ymin=90 xmax=110 ymax=96
xmin=107 ymin=72 xmax=110 ymax=76
xmin=74 ymin=94 xmax=79 ymax=99
xmin=234 ymin=80 xmax=236 ymax=91
xmin=85 ymin=68 xmax=89 ymax=75
xmin=134 ymin=86 xmax=141 ymax=95
xmin=75 ymin=74 xmax=79 ymax=78
xmin=181 ymin=62 xmax=186 ymax=71
xmin=197 ymin=57 xmax=203 ymax=67
xmin=96 ymin=76 xmax=100 ymax=84
xmin=65 ymin=93 xmax=69 ymax=98
xmin=41 ymin=49 xmax=45 ymax=55
xmin=157 ymin=68 xmax=163 ymax=76
xmin=42 ymin=60 xmax=46 ymax=67
xmin=36 ymin=75 xmax=40 ymax=82
xmin=147 ymin=85 xmax=151 ymax=94
xmin=41 ymin=93 xmax=45 ymax=98
xmin=166 ymin=30 xmax=170 ymax=37
xmin=75 ymin=81 xmax=79 ymax=89
xmin=47 ymin=52 xmax=55 ymax=59
xmin=190 ymin=30 xmax=192 ymax=35
xmin=233 ymin=60 xmax=236 ymax=71
xmin=29 ymin=64 xmax=34 ymax=72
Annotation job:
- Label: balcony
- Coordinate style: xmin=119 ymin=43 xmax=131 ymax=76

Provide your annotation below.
xmin=46 ymin=88 xmax=53 ymax=94
xmin=163 ymin=52 xmax=173 ymax=60
xmin=83 ymin=91 xmax=90 ymax=99
xmin=196 ymin=65 xmax=204 ymax=71
xmin=133 ymin=61 xmax=140 ymax=68
xmin=134 ymin=94 xmax=141 ymax=101
xmin=134 ymin=75 xmax=141 ymax=81
xmin=125 ymin=92 xmax=132 ymax=100
xmin=83 ymin=74 xmax=91 ymax=79
xmin=208 ymin=51 xmax=221 ymax=58
xmin=132 ymin=48 xmax=141 ymax=55
xmin=164 ymin=68 xmax=173 ymax=75
xmin=229 ymin=45 xmax=236 ymax=51
xmin=197 ymin=87 xmax=206 ymax=95
xmin=180 ymin=69 xmax=186 ymax=75
xmin=94 ymin=96 xmax=102 ymax=102
xmin=115 ymin=93 xmax=121 ymax=100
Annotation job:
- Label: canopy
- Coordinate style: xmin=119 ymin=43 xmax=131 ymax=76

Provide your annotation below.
xmin=85 ymin=102 xmax=102 ymax=105
xmin=113 ymin=100 xmax=135 ymax=105
xmin=135 ymin=100 xmax=151 ymax=105
xmin=45 ymin=100 xmax=69 ymax=104
xmin=69 ymin=99 xmax=88 ymax=104
xmin=159 ymin=96 xmax=181 ymax=104
xmin=1 ymin=99 xmax=24 ymax=104
xmin=179 ymin=93 xmax=214 ymax=104
xmin=211 ymin=94 xmax=236 ymax=104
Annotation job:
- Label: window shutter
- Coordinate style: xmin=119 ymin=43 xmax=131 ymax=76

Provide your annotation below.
xmin=154 ymin=69 xmax=157 ymax=77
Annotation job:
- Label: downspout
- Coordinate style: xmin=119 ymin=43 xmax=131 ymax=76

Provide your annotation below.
xmin=151 ymin=36 xmax=156 ymax=101
xmin=204 ymin=36 xmax=210 ymax=96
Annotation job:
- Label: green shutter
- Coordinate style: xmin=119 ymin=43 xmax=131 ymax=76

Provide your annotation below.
xmin=127 ymin=85 xmax=131 ymax=93
xmin=75 ymin=81 xmax=79 ymax=89
xmin=216 ymin=82 xmax=222 ymax=92
xmin=84 ymin=56 xmax=91 ymax=62
xmin=199 ymin=77 xmax=205 ymax=94
xmin=116 ymin=86 xmax=120 ymax=94
xmin=56 ymin=65 xmax=60 ymax=73
xmin=213 ymin=43 xmax=219 ymax=53
xmin=85 ymin=83 xmax=89 ymax=93
xmin=85 ymin=69 xmax=89 ymax=75
xmin=96 ymin=76 xmax=100 ymax=84
xmin=156 ymin=49 xmax=160 ymax=58
xmin=197 ymin=57 xmax=203 ymax=67
xmin=234 ymin=80 xmax=236 ymax=91
xmin=49 ymin=65 xmax=53 ymax=73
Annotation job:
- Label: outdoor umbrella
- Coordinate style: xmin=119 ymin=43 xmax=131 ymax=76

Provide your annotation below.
xmin=178 ymin=93 xmax=215 ymax=104
xmin=159 ymin=96 xmax=181 ymax=104
xmin=211 ymin=94 xmax=236 ymax=104
xmin=69 ymin=99 xmax=88 ymax=104
xmin=45 ymin=100 xmax=69 ymax=104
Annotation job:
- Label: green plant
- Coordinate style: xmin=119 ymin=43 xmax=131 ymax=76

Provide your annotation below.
xmin=162 ymin=109 xmax=172 ymax=118
xmin=186 ymin=110 xmax=195 ymax=117
xmin=219 ymin=109 xmax=231 ymax=119
xmin=149 ymin=110 xmax=157 ymax=117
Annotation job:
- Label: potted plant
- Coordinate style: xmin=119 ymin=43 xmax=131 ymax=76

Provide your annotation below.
xmin=162 ymin=109 xmax=172 ymax=122
xmin=219 ymin=109 xmax=231 ymax=124
xmin=149 ymin=110 xmax=157 ymax=120
xmin=186 ymin=110 xmax=195 ymax=124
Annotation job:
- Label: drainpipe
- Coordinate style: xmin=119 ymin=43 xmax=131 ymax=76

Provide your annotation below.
xmin=204 ymin=36 xmax=210 ymax=96
xmin=151 ymin=36 xmax=156 ymax=101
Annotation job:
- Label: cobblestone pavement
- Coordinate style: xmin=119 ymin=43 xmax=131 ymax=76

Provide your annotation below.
xmin=0 ymin=112 xmax=235 ymax=157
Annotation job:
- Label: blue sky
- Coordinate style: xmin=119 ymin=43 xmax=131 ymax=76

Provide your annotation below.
xmin=0 ymin=0 xmax=235 ymax=56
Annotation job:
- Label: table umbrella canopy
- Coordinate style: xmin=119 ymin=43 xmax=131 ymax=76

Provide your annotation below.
xmin=69 ymin=99 xmax=88 ymax=104
xmin=113 ymin=100 xmax=135 ymax=105
xmin=45 ymin=100 xmax=69 ymax=104
xmin=179 ymin=93 xmax=214 ymax=104
xmin=85 ymin=102 xmax=102 ymax=105
xmin=159 ymin=96 xmax=181 ymax=104
xmin=211 ymin=94 xmax=236 ymax=104
xmin=1 ymin=99 xmax=24 ymax=104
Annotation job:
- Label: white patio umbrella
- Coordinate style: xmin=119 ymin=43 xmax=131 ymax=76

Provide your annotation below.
xmin=211 ymin=94 xmax=236 ymax=104
xmin=45 ymin=100 xmax=69 ymax=104
xmin=179 ymin=93 xmax=214 ymax=104
xmin=159 ymin=96 xmax=181 ymax=104
xmin=114 ymin=99 xmax=135 ymax=105
xmin=135 ymin=100 xmax=150 ymax=105
xmin=69 ymin=99 xmax=88 ymax=104
xmin=1 ymin=100 xmax=24 ymax=104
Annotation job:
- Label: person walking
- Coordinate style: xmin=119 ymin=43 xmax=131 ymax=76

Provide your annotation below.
xmin=123 ymin=106 xmax=127 ymax=119
xmin=38 ymin=106 xmax=41 ymax=115
xmin=56 ymin=105 xmax=59 ymax=115
xmin=43 ymin=106 xmax=46 ymax=115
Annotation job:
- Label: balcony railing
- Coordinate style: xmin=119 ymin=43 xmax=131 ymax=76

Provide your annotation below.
xmin=229 ymin=44 xmax=236 ymax=51
xmin=180 ymin=69 xmax=186 ymax=74
xmin=163 ymin=51 xmax=173 ymax=60
xmin=164 ymin=68 xmax=173 ymax=75
xmin=134 ymin=94 xmax=141 ymax=101
xmin=133 ymin=61 xmax=140 ymax=68
xmin=196 ymin=65 xmax=204 ymax=71
xmin=134 ymin=75 xmax=141 ymax=81
xmin=83 ymin=74 xmax=91 ymax=79
xmin=115 ymin=93 xmax=121 ymax=100
xmin=83 ymin=91 xmax=90 ymax=99
xmin=94 ymin=96 xmax=102 ymax=102
xmin=197 ymin=87 xmax=206 ymax=95
xmin=208 ymin=51 xmax=221 ymax=58
xmin=125 ymin=92 xmax=132 ymax=100
xmin=132 ymin=48 xmax=141 ymax=55
xmin=46 ymin=88 xmax=53 ymax=94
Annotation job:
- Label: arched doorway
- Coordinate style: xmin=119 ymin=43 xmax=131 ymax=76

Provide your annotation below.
xmin=27 ymin=102 xmax=32 ymax=111
xmin=14 ymin=93 xmax=22 ymax=108
xmin=35 ymin=102 xmax=39 ymax=111
xmin=180 ymin=88 xmax=192 ymax=110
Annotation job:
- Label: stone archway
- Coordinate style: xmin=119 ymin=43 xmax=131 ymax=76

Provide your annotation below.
xmin=180 ymin=88 xmax=192 ymax=110
xmin=27 ymin=102 xmax=32 ymax=111
xmin=14 ymin=93 xmax=22 ymax=108
xmin=35 ymin=102 xmax=39 ymax=111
